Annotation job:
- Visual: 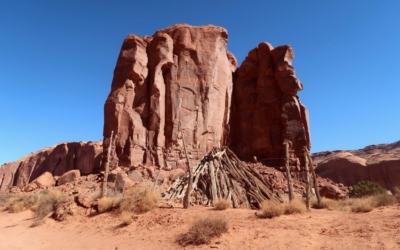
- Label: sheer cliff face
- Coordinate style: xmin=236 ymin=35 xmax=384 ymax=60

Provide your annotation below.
xmin=103 ymin=24 xmax=310 ymax=170
xmin=231 ymin=43 xmax=310 ymax=168
xmin=103 ymin=24 xmax=237 ymax=169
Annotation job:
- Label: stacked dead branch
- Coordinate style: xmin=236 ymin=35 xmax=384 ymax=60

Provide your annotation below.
xmin=164 ymin=147 xmax=283 ymax=209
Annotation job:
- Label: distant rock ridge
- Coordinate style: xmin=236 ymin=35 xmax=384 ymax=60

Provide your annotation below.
xmin=313 ymin=140 xmax=400 ymax=192
xmin=0 ymin=141 xmax=102 ymax=191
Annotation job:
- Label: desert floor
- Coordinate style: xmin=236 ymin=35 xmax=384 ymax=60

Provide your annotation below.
xmin=1 ymin=205 xmax=400 ymax=250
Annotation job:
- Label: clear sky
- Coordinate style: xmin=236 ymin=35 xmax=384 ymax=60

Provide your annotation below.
xmin=1 ymin=0 xmax=399 ymax=165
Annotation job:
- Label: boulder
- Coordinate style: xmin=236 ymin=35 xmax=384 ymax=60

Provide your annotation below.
xmin=129 ymin=170 xmax=143 ymax=182
xmin=58 ymin=170 xmax=81 ymax=186
xmin=25 ymin=171 xmax=55 ymax=191
xmin=115 ymin=171 xmax=135 ymax=192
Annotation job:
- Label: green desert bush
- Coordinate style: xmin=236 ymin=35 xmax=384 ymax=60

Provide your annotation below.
xmin=349 ymin=181 xmax=386 ymax=198
xmin=285 ymin=199 xmax=307 ymax=214
xmin=257 ymin=200 xmax=284 ymax=219
xmin=177 ymin=216 xmax=228 ymax=246
xmin=213 ymin=198 xmax=231 ymax=210
xmin=118 ymin=187 xmax=160 ymax=214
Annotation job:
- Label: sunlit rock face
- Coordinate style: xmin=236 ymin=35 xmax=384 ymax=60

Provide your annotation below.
xmin=103 ymin=24 xmax=237 ymax=169
xmin=103 ymin=24 xmax=310 ymax=170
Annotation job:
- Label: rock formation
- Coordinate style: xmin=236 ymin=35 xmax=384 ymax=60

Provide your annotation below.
xmin=231 ymin=43 xmax=310 ymax=168
xmin=0 ymin=141 xmax=102 ymax=191
xmin=313 ymin=140 xmax=400 ymax=192
xmin=103 ymin=24 xmax=310 ymax=171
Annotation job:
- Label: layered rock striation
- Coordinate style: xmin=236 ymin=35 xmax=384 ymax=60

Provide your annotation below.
xmin=103 ymin=24 xmax=311 ymax=171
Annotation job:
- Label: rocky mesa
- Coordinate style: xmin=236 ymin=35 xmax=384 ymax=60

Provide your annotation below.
xmin=313 ymin=140 xmax=400 ymax=192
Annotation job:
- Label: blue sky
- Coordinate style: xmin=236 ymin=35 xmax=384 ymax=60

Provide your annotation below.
xmin=1 ymin=0 xmax=399 ymax=165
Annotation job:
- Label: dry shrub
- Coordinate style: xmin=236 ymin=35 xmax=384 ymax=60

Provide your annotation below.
xmin=119 ymin=187 xmax=159 ymax=214
xmin=177 ymin=216 xmax=228 ymax=246
xmin=90 ymin=187 xmax=121 ymax=201
xmin=119 ymin=211 xmax=133 ymax=225
xmin=371 ymin=193 xmax=397 ymax=207
xmin=311 ymin=197 xmax=339 ymax=210
xmin=98 ymin=196 xmax=121 ymax=213
xmin=213 ymin=198 xmax=231 ymax=210
xmin=350 ymin=197 xmax=374 ymax=213
xmin=393 ymin=187 xmax=400 ymax=204
xmin=285 ymin=199 xmax=307 ymax=214
xmin=0 ymin=193 xmax=17 ymax=207
xmin=5 ymin=193 xmax=38 ymax=213
xmin=32 ymin=189 xmax=67 ymax=222
xmin=257 ymin=200 xmax=284 ymax=219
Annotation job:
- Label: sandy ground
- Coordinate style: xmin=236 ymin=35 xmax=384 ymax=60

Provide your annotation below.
xmin=1 ymin=205 xmax=400 ymax=250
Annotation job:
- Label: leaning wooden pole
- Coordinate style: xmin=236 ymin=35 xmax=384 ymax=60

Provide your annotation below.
xmin=180 ymin=123 xmax=193 ymax=209
xmin=101 ymin=130 xmax=114 ymax=198
xmin=284 ymin=141 xmax=295 ymax=201
xmin=306 ymin=150 xmax=322 ymax=206
xmin=304 ymin=147 xmax=311 ymax=211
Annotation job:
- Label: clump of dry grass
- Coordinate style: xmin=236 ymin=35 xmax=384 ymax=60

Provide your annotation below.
xmin=285 ymin=199 xmax=307 ymax=214
xmin=257 ymin=200 xmax=284 ymax=219
xmin=177 ymin=216 xmax=228 ymax=246
xmin=0 ymin=193 xmax=17 ymax=207
xmin=372 ymin=193 xmax=397 ymax=207
xmin=5 ymin=193 xmax=38 ymax=213
xmin=118 ymin=187 xmax=160 ymax=214
xmin=119 ymin=211 xmax=134 ymax=225
xmin=393 ymin=187 xmax=400 ymax=203
xmin=98 ymin=196 xmax=122 ymax=213
xmin=350 ymin=197 xmax=374 ymax=213
xmin=311 ymin=197 xmax=340 ymax=210
xmin=31 ymin=189 xmax=67 ymax=224
xmin=213 ymin=198 xmax=231 ymax=210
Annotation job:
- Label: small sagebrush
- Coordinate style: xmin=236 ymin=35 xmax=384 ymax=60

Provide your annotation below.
xmin=213 ymin=198 xmax=231 ymax=210
xmin=119 ymin=211 xmax=134 ymax=225
xmin=371 ymin=193 xmax=397 ymax=207
xmin=31 ymin=189 xmax=67 ymax=224
xmin=350 ymin=197 xmax=374 ymax=213
xmin=5 ymin=193 xmax=38 ymax=213
xmin=311 ymin=197 xmax=339 ymax=210
xmin=257 ymin=200 xmax=284 ymax=219
xmin=98 ymin=196 xmax=121 ymax=213
xmin=177 ymin=217 xmax=228 ymax=246
xmin=119 ymin=187 xmax=160 ymax=214
xmin=285 ymin=199 xmax=307 ymax=214
xmin=0 ymin=193 xmax=17 ymax=207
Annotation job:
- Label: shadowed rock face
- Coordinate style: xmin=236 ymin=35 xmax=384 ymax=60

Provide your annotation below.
xmin=103 ymin=24 xmax=310 ymax=170
xmin=231 ymin=43 xmax=310 ymax=168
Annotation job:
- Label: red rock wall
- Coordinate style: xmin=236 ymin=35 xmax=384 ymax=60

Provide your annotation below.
xmin=103 ymin=24 xmax=237 ymax=169
xmin=0 ymin=141 xmax=102 ymax=191
xmin=230 ymin=43 xmax=310 ymax=168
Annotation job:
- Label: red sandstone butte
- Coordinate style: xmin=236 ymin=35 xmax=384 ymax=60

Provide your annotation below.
xmin=102 ymin=24 xmax=310 ymax=171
